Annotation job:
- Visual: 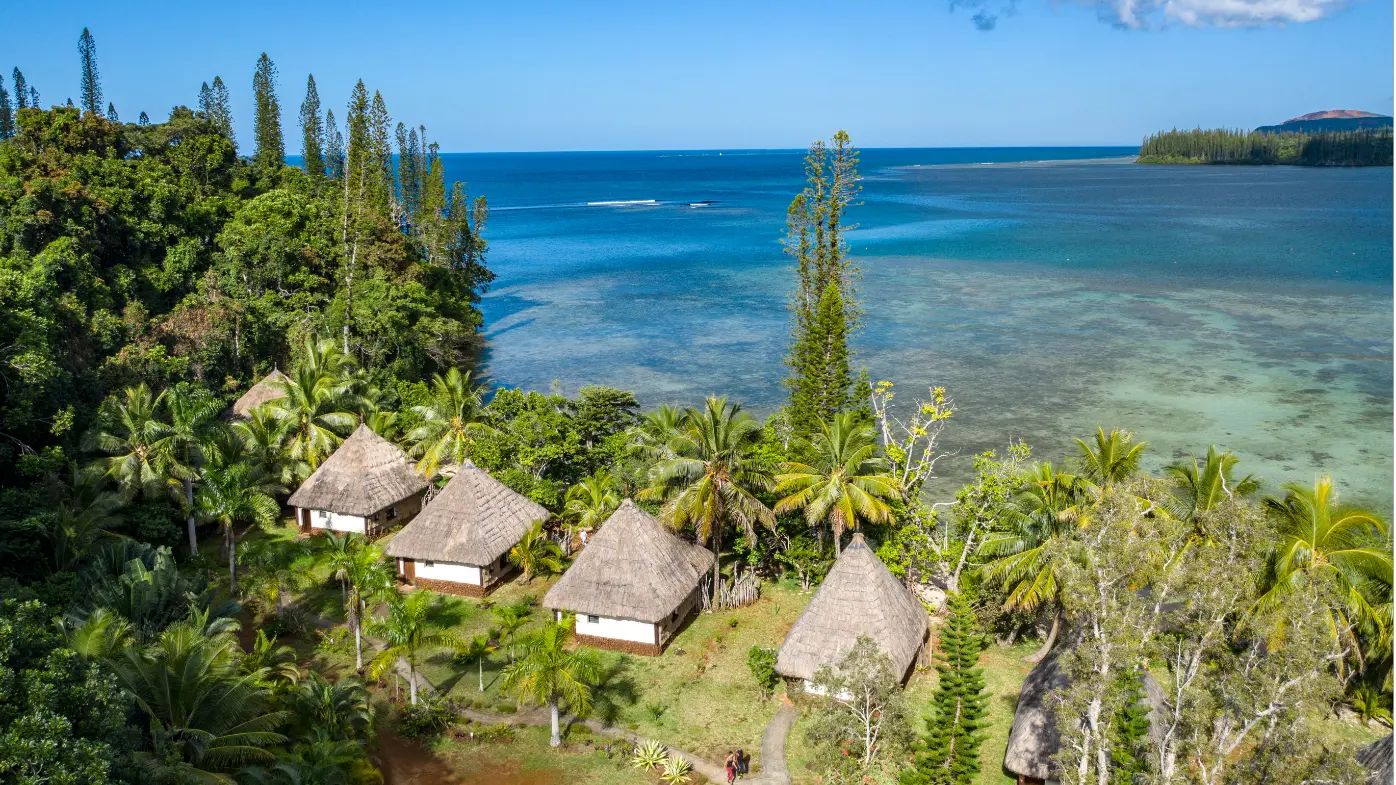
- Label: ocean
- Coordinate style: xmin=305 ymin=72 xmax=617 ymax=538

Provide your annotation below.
xmin=435 ymin=148 xmax=1394 ymax=508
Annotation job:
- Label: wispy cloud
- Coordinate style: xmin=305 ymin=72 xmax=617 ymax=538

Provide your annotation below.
xmin=951 ymin=0 xmax=1344 ymax=28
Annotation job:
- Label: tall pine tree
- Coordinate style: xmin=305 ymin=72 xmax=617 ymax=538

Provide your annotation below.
xmin=28 ymin=86 xmax=39 ymax=110
xmin=299 ymin=74 xmax=324 ymax=179
xmin=1109 ymin=670 xmax=1152 ymax=784
xmin=251 ymin=53 xmax=284 ymax=169
xmin=78 ymin=28 xmax=102 ymax=115
xmin=784 ymin=131 xmax=862 ymax=435
xmin=207 ymin=76 xmax=234 ymax=145
xmin=324 ymin=109 xmax=345 ymax=180
xmin=12 ymin=69 xmax=28 ymax=109
xmin=106 ymin=102 xmax=119 ymax=123
xmin=904 ymin=591 xmax=989 ymax=785
xmin=367 ymin=91 xmax=393 ymax=213
xmin=339 ymin=81 xmax=373 ymax=353
xmin=137 ymin=110 xmax=149 ymax=126
xmin=0 ymin=75 xmax=12 ymax=139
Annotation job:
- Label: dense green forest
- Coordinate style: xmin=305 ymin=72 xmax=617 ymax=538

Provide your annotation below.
xmin=0 ymin=28 xmax=1390 ymax=785
xmin=1137 ymin=127 xmax=1393 ymax=165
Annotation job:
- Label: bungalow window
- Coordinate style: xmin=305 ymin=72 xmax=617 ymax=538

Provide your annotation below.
xmin=587 ymin=615 xmax=600 ymax=624
xmin=318 ymin=510 xmax=329 ymax=519
xmin=387 ymin=506 xmax=398 ymax=520
xmin=424 ymin=560 xmax=435 ymax=568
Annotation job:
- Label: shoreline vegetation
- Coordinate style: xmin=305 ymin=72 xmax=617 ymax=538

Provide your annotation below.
xmin=0 ymin=26 xmax=1392 ymax=785
xmin=1137 ymin=127 xmax=1393 ymax=166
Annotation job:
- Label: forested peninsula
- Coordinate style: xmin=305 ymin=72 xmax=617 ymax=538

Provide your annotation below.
xmin=1137 ymin=127 xmax=1393 ymax=165
xmin=0 ymin=27 xmax=1391 ymax=785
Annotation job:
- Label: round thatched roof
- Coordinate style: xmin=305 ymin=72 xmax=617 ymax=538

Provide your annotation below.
xmin=287 ymin=423 xmax=427 ymax=516
xmin=1003 ymin=644 xmax=1168 ymax=781
xmin=228 ymin=369 xmax=289 ymax=419
xmin=1359 ymin=734 xmax=1392 ymax=785
xmin=774 ymin=533 xmax=928 ymax=683
xmin=384 ymin=461 xmax=548 ymax=565
xmin=543 ymin=500 xmax=714 ymax=624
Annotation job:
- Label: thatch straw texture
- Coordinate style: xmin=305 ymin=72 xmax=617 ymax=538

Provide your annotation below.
xmin=1359 ymin=734 xmax=1392 ymax=785
xmin=1002 ymin=644 xmax=1168 ymax=781
xmin=229 ymin=369 xmax=289 ymax=419
xmin=775 ymin=533 xmax=928 ymax=682
xmin=383 ymin=461 xmax=548 ymax=566
xmin=287 ymin=423 xmax=426 ymax=516
xmin=543 ymin=500 xmax=714 ymax=624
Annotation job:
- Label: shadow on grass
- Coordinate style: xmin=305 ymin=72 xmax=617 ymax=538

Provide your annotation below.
xmin=590 ymin=657 xmax=640 ymax=726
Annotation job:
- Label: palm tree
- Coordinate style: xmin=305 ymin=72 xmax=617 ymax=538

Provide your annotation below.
xmin=644 ymin=396 xmax=775 ymax=607
xmin=1259 ymin=475 xmax=1393 ymax=676
xmin=1165 ymin=445 xmax=1260 ymax=537
xmin=407 ymin=367 xmax=496 ymax=478
xmin=366 ymin=591 xmax=461 ymax=705
xmin=63 ymin=607 xmax=133 ymax=659
xmin=1074 ymin=427 xmax=1146 ymax=489
xmin=629 ymin=404 xmax=685 ymax=463
xmin=107 ymin=615 xmax=288 ymax=778
xmin=240 ymin=538 xmax=315 ymax=618
xmin=458 ymin=633 xmax=497 ymax=693
xmin=501 ymin=622 xmax=601 ymax=747
xmin=45 ymin=465 xmax=123 ymax=572
xmin=234 ymin=408 xmax=303 ymax=489
xmin=979 ymin=462 xmax=1087 ymax=663
xmin=166 ymin=383 xmax=224 ymax=556
xmin=287 ymin=672 xmax=372 ymax=742
xmin=243 ymin=629 xmax=302 ymax=691
xmin=509 ymin=520 xmax=564 ymax=582
xmin=195 ymin=462 xmax=281 ymax=591
xmin=343 ymin=543 xmax=394 ymax=671
xmin=319 ymin=532 xmax=358 ymax=610
xmin=775 ymin=413 xmax=899 ymax=556
xmin=266 ymin=363 xmax=360 ymax=476
xmin=88 ymin=383 xmax=179 ymax=502
xmin=561 ymin=471 xmax=621 ymax=552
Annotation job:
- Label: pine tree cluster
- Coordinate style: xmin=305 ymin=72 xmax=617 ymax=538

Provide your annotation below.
xmin=1138 ymin=126 xmax=1392 ymax=166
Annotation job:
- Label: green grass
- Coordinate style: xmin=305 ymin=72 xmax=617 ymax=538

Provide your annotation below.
xmin=423 ymin=724 xmax=659 ymax=784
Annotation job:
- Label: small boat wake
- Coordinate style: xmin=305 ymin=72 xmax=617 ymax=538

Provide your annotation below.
xmin=494 ymin=199 xmax=720 ymax=212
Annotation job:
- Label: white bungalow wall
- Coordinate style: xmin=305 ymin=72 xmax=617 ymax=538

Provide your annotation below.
xmin=572 ymin=613 xmax=657 ymax=644
xmin=309 ymin=509 xmax=365 ymax=534
xmin=414 ymin=560 xmax=483 ymax=586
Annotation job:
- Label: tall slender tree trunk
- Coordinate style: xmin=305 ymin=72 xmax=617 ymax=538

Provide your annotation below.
xmin=549 ymin=698 xmax=561 ymax=747
xmin=478 ymin=658 xmax=484 ymax=692
xmin=352 ymin=598 xmax=364 ymax=671
xmin=409 ymin=665 xmax=418 ymax=705
xmin=1025 ymin=603 xmax=1061 ymax=664
xmin=226 ymin=523 xmax=238 ymax=592
xmin=710 ymin=521 xmax=722 ymax=608
xmin=185 ymin=477 xmax=198 ymax=556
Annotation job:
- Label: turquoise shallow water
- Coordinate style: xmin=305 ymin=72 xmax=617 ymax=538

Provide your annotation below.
xmin=439 ymin=149 xmax=1393 ymax=508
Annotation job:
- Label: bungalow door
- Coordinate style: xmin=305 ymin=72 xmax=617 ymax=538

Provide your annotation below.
xmin=298 ymin=508 xmax=311 ymax=534
xmin=401 ymin=559 xmax=416 ymax=585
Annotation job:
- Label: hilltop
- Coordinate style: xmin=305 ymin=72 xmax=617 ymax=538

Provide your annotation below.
xmin=1257 ymin=109 xmax=1393 ymax=134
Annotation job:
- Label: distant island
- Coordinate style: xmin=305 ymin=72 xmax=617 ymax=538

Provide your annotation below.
xmin=1138 ymin=109 xmax=1393 ymax=166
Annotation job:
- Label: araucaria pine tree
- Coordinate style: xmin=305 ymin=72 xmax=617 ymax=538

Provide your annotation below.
xmin=783 ymin=130 xmax=862 ymax=435
xmin=299 ymin=74 xmax=324 ymax=179
xmin=205 ymin=76 xmax=234 ymax=145
xmin=12 ymin=69 xmax=28 ymax=109
xmin=905 ymin=591 xmax=989 ymax=785
xmin=138 ymin=110 xmax=149 ymax=126
xmin=324 ymin=109 xmax=345 ymax=180
xmin=252 ymin=53 xmax=284 ymax=169
xmin=78 ymin=28 xmax=102 ymax=115
xmin=0 ymin=75 xmax=13 ymax=139
xmin=1108 ymin=670 xmax=1151 ymax=784
xmin=106 ymin=102 xmax=119 ymax=123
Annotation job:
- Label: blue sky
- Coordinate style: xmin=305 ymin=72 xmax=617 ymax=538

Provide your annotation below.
xmin=3 ymin=0 xmax=1392 ymax=151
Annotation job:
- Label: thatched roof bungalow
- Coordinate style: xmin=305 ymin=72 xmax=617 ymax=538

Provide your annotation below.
xmin=287 ymin=423 xmax=427 ymax=537
xmin=1358 ymin=734 xmax=1392 ymax=785
xmin=228 ymin=369 xmax=289 ymax=419
xmin=383 ymin=461 xmax=548 ymax=597
xmin=543 ymin=500 xmax=713 ymax=655
xmin=775 ymin=533 xmax=929 ymax=691
xmin=1002 ymin=645 xmax=1167 ymax=784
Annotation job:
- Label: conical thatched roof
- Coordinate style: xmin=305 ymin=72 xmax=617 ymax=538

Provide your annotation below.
xmin=775 ymin=533 xmax=928 ymax=683
xmin=543 ymin=500 xmax=714 ymax=624
xmin=384 ymin=461 xmax=548 ymax=565
xmin=229 ymin=369 xmax=289 ymax=419
xmin=1003 ymin=644 xmax=1168 ymax=781
xmin=287 ymin=423 xmax=427 ymax=516
xmin=1359 ymin=734 xmax=1392 ymax=785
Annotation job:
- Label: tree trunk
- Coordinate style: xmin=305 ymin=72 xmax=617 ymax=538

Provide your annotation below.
xmin=833 ymin=523 xmax=843 ymax=557
xmin=226 ymin=523 xmax=238 ymax=592
xmin=1024 ymin=604 xmax=1061 ymax=664
xmin=185 ymin=477 xmax=197 ymax=556
xmin=710 ymin=522 xmax=722 ymax=608
xmin=549 ymin=698 xmax=561 ymax=747
xmin=478 ymin=658 xmax=484 ymax=692
xmin=409 ymin=666 xmax=418 ymax=705
xmin=353 ymin=601 xmax=364 ymax=671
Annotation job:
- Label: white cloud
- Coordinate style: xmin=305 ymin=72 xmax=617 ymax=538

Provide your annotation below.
xmin=1099 ymin=0 xmax=1344 ymax=27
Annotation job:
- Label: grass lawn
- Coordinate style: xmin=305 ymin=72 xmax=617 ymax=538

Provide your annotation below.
xmin=409 ymin=724 xmax=662 ymax=785
xmin=410 ymin=577 xmax=812 ymax=766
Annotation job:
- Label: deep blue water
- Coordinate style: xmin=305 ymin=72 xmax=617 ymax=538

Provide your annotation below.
xmin=435 ymin=148 xmax=1394 ymax=507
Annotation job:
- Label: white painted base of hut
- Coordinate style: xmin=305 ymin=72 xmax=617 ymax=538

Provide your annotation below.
xmin=554 ymin=585 xmax=702 ymax=657
xmin=296 ymin=493 xmax=423 ymax=539
xmin=395 ymin=553 xmax=513 ymax=598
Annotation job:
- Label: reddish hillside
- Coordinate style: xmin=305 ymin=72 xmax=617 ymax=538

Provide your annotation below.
xmin=1283 ymin=109 xmax=1383 ymax=123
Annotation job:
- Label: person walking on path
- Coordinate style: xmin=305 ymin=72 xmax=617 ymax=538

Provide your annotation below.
xmin=736 ymin=748 xmax=747 ymax=777
xmin=725 ymin=752 xmax=737 ymax=784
